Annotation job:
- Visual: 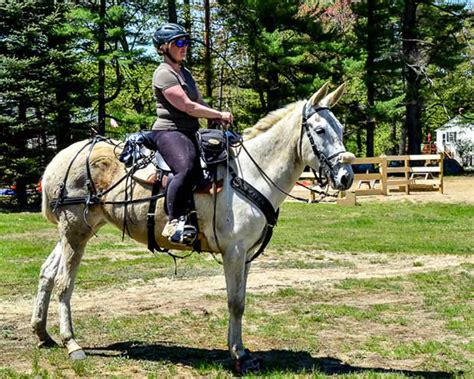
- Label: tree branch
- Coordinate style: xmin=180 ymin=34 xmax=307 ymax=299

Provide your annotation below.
xmin=104 ymin=57 xmax=122 ymax=103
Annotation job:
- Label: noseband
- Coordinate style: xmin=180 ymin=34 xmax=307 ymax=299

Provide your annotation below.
xmin=301 ymin=104 xmax=348 ymax=186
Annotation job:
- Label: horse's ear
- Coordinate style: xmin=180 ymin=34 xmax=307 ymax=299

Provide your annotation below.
xmin=321 ymin=82 xmax=346 ymax=108
xmin=309 ymin=82 xmax=330 ymax=106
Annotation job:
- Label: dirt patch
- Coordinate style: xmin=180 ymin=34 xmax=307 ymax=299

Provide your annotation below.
xmin=1 ymin=251 xmax=471 ymax=327
xmin=1 ymin=244 xmax=473 ymax=375
xmin=291 ymin=176 xmax=474 ymax=204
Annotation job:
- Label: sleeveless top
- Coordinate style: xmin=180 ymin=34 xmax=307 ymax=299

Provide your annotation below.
xmin=152 ymin=63 xmax=200 ymax=132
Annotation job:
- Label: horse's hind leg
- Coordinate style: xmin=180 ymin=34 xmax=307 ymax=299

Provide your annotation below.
xmin=31 ymin=242 xmax=62 ymax=348
xmin=55 ymin=221 xmax=96 ymax=360
xmin=33 ymin=208 xmax=102 ymax=359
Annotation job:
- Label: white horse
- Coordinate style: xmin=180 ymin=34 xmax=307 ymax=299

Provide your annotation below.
xmin=32 ymin=82 xmax=354 ymax=374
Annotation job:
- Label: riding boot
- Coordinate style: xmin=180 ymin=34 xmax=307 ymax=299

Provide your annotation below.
xmin=162 ymin=219 xmax=179 ymax=238
xmin=169 ymin=216 xmax=197 ymax=245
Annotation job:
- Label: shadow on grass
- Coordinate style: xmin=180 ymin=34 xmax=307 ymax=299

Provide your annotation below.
xmin=85 ymin=341 xmax=457 ymax=377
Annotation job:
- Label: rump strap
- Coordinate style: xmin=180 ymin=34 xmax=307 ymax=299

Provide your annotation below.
xmin=229 ymin=169 xmax=279 ymax=264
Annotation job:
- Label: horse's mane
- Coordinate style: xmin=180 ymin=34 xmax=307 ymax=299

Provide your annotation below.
xmin=243 ymin=101 xmax=303 ymax=141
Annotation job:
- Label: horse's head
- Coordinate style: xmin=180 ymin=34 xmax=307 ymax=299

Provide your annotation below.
xmin=300 ymin=82 xmax=355 ymax=190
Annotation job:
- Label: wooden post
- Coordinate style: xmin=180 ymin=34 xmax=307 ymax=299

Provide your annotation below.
xmin=405 ymin=156 xmax=410 ymax=195
xmin=337 ymin=191 xmax=356 ymax=206
xmin=380 ymin=154 xmax=388 ymax=195
xmin=439 ymin=152 xmax=444 ymax=194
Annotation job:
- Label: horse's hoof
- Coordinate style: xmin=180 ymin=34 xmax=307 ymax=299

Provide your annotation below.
xmin=69 ymin=349 xmax=87 ymax=360
xmin=37 ymin=337 xmax=59 ymax=349
xmin=235 ymin=350 xmax=263 ymax=375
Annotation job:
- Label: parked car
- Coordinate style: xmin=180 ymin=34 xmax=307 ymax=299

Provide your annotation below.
xmin=0 ymin=188 xmax=15 ymax=196
xmin=0 ymin=181 xmax=15 ymax=196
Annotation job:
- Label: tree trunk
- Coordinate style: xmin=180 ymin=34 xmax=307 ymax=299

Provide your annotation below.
xmin=183 ymin=0 xmax=193 ymax=65
xmin=253 ymin=53 xmax=266 ymax=111
xmin=15 ymin=101 xmax=28 ymax=208
xmin=167 ymin=0 xmax=177 ymax=23
xmin=266 ymin=68 xmax=279 ymax=111
xmin=97 ymin=0 xmax=106 ymax=136
xmin=399 ymin=120 xmax=408 ymax=154
xmin=204 ymin=0 xmax=212 ymax=101
xmin=389 ymin=121 xmax=398 ymax=155
xmin=402 ymin=0 xmax=423 ymax=154
xmin=55 ymin=86 xmax=71 ymax=149
xmin=365 ymin=0 xmax=376 ymax=157
xmin=356 ymin=126 xmax=363 ymax=157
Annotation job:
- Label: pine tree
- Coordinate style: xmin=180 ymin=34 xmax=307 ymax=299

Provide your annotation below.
xmin=0 ymin=0 xmax=93 ymax=208
xmin=400 ymin=0 xmax=468 ymax=154
xmin=217 ymin=0 xmax=342 ymax=125
xmin=71 ymin=0 xmax=166 ymax=134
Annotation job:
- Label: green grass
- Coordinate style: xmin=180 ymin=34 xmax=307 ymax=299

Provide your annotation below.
xmin=0 ymin=202 xmax=472 ymax=297
xmin=273 ymin=202 xmax=474 ymax=254
xmin=0 ymin=202 xmax=473 ymax=377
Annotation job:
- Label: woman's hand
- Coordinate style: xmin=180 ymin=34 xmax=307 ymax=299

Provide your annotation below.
xmin=220 ymin=111 xmax=233 ymax=124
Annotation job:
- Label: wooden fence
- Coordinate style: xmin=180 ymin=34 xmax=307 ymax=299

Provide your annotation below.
xmin=352 ymin=153 xmax=444 ymax=195
xmin=297 ymin=153 xmax=444 ymax=199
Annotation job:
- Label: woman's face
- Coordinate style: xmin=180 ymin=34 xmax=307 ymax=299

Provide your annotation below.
xmin=167 ymin=38 xmax=189 ymax=63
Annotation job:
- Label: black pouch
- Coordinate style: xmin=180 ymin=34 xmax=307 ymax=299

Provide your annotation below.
xmin=196 ymin=129 xmax=228 ymax=166
xmin=119 ymin=130 xmax=156 ymax=167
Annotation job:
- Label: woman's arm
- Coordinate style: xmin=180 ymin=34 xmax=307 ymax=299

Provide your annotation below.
xmin=163 ymin=84 xmax=233 ymax=122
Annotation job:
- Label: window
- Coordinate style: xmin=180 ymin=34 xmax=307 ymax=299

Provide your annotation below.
xmin=447 ymin=132 xmax=457 ymax=142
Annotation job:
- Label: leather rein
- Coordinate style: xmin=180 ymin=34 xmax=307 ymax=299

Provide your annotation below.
xmin=235 ymin=105 xmax=348 ymax=263
xmin=47 ymin=105 xmax=348 ymax=265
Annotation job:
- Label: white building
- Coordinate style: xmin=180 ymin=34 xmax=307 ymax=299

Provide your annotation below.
xmin=436 ymin=117 xmax=474 ymax=169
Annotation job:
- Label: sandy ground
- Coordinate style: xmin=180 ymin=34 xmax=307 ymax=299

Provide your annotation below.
xmin=291 ymin=175 xmax=474 ymax=204
xmin=2 ymin=252 xmax=472 ymax=326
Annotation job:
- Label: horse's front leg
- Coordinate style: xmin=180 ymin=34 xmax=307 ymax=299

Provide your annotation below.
xmin=223 ymin=245 xmax=261 ymax=374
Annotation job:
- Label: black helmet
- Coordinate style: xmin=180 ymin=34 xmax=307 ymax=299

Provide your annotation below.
xmin=152 ymin=23 xmax=189 ymax=48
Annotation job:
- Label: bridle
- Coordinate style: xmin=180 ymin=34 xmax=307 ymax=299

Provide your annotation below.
xmin=301 ymin=103 xmax=348 ymax=187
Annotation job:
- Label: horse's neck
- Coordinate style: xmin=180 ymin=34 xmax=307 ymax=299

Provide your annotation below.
xmin=238 ymin=111 xmax=304 ymax=208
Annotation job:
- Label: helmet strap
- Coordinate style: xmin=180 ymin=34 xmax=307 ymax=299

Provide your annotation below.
xmin=164 ymin=50 xmax=179 ymax=64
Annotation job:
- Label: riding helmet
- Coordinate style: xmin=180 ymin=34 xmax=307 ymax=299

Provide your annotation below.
xmin=152 ymin=23 xmax=189 ymax=48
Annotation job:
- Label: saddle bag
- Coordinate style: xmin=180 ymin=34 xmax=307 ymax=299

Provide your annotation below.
xmin=196 ymin=129 xmax=228 ymax=166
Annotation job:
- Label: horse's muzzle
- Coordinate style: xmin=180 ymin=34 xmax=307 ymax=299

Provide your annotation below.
xmin=332 ymin=163 xmax=354 ymax=190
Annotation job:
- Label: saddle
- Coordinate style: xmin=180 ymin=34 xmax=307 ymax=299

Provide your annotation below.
xmin=119 ymin=129 xmax=237 ymax=250
xmin=120 ymin=129 xmax=231 ymax=194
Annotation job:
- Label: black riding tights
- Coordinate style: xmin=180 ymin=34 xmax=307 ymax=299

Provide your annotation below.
xmin=150 ymin=130 xmax=201 ymax=220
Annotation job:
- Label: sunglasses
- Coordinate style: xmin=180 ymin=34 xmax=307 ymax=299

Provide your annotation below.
xmin=174 ymin=39 xmax=190 ymax=48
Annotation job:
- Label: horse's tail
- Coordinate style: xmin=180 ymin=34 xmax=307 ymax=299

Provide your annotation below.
xmin=41 ymin=175 xmax=58 ymax=225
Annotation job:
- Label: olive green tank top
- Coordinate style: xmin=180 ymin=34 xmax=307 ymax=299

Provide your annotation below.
xmin=152 ymin=63 xmax=200 ymax=132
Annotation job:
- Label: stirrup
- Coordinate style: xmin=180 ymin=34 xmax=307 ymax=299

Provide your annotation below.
xmin=169 ymin=216 xmax=197 ymax=245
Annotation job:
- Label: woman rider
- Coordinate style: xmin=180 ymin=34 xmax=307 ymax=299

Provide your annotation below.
xmin=151 ymin=23 xmax=233 ymax=244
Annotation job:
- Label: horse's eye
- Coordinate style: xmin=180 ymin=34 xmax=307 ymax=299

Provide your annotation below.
xmin=315 ymin=128 xmax=325 ymax=135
